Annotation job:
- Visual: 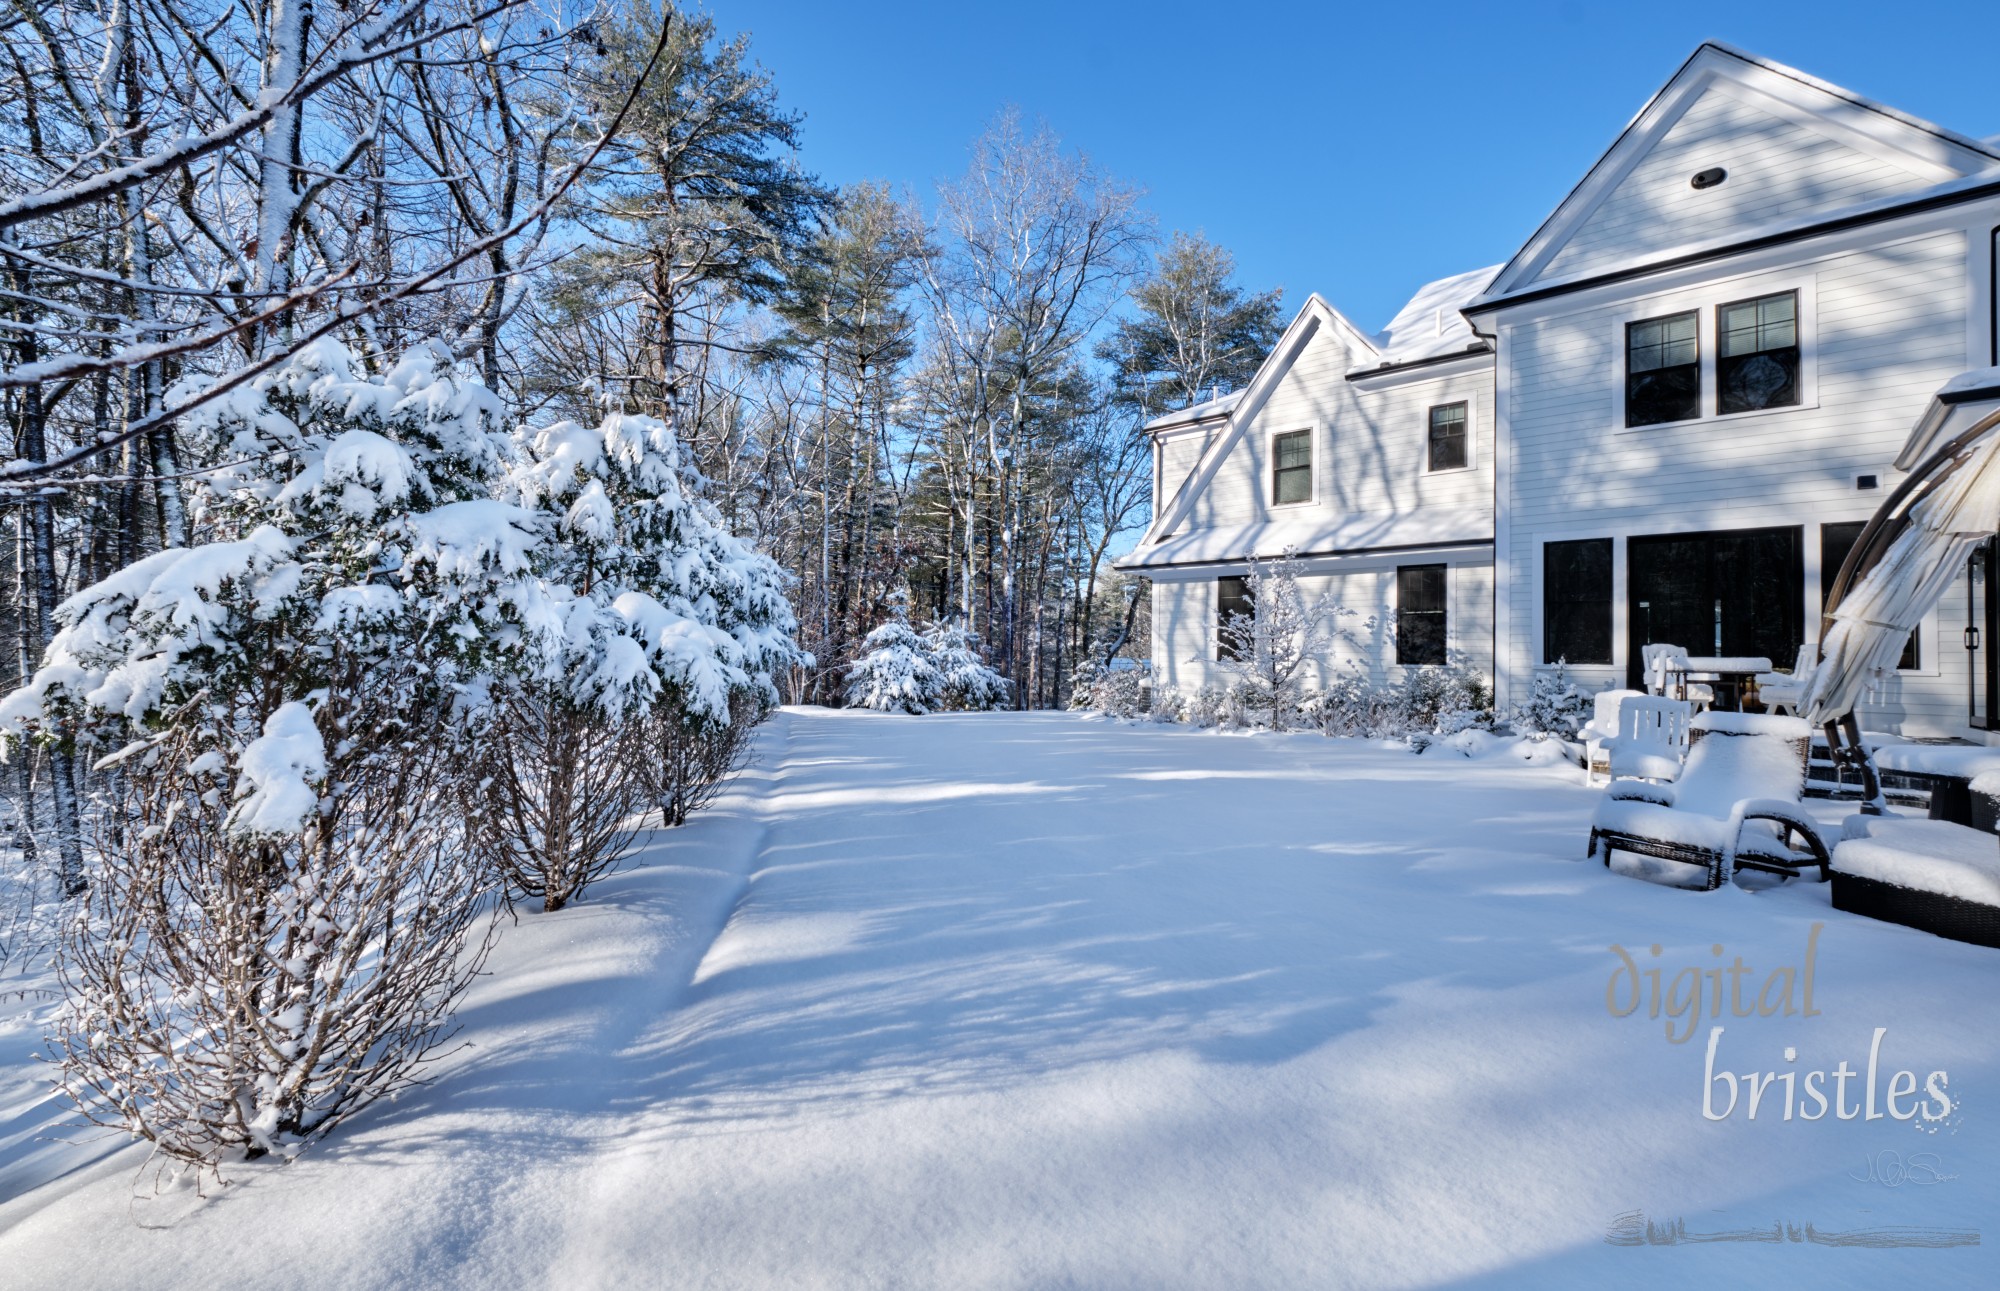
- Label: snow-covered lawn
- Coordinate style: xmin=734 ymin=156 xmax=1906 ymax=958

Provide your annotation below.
xmin=2 ymin=708 xmax=1997 ymax=1288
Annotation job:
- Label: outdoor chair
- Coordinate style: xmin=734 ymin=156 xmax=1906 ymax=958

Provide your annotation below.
xmin=1580 ymin=688 xmax=1646 ymax=785
xmin=1588 ymin=711 xmax=1831 ymax=890
xmin=1754 ymin=644 xmax=1814 ymax=715
xmin=1640 ymin=643 xmax=1714 ymax=710
xmin=1600 ymin=694 xmax=1691 ymax=784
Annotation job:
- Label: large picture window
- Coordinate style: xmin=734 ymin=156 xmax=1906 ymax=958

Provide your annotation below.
xmin=1216 ymin=575 xmax=1253 ymax=661
xmin=1822 ymin=521 xmax=1917 ymax=669
xmin=1396 ymin=565 xmax=1447 ymax=666
xmin=1272 ymin=429 xmax=1312 ymax=505
xmin=1626 ymin=310 xmax=1699 ymax=427
xmin=1544 ymin=538 xmax=1613 ymax=664
xmin=1427 ymin=402 xmax=1468 ymax=472
xmin=1718 ymin=291 xmax=1800 ymax=415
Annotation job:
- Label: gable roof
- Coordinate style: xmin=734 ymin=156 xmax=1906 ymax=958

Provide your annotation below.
xmin=1139 ymin=291 xmax=1379 ymax=542
xmin=1359 ymin=265 xmax=1503 ymax=372
xmin=1474 ymin=42 xmax=2000 ymax=309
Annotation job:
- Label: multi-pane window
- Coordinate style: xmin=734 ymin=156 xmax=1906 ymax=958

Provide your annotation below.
xmin=1272 ymin=430 xmax=1312 ymax=504
xmin=1216 ymin=575 xmax=1253 ymax=661
xmin=1543 ymin=538 xmax=1613 ymax=665
xmin=1718 ymin=291 xmax=1800 ymax=414
xmin=1625 ymin=310 xmax=1700 ymax=427
xmin=1396 ymin=565 xmax=1447 ymax=666
xmin=1822 ymin=521 xmax=1917 ymax=669
xmin=1427 ymin=402 xmax=1468 ymax=472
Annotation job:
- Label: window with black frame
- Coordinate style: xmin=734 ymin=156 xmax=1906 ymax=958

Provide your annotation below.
xmin=1718 ymin=291 xmax=1800 ymax=414
xmin=1396 ymin=565 xmax=1447 ymax=665
xmin=1544 ymin=538 xmax=1613 ymax=664
xmin=1272 ymin=430 xmax=1312 ymax=505
xmin=1216 ymin=575 xmax=1253 ymax=661
xmin=1427 ymin=402 xmax=1468 ymax=472
xmin=1626 ymin=311 xmax=1699 ymax=427
xmin=1822 ymin=521 xmax=1917 ymax=670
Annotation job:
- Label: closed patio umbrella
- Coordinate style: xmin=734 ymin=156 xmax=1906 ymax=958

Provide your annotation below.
xmin=1804 ymin=379 xmax=2000 ymax=727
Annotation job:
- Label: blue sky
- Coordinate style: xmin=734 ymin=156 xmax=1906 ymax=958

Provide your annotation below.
xmin=729 ymin=0 xmax=1998 ymax=333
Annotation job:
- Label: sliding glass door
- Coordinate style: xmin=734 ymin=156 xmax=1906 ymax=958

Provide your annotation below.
xmin=1626 ymin=526 xmax=1804 ymax=690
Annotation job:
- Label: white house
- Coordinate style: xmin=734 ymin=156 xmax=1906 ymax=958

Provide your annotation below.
xmin=1119 ymin=42 xmax=2000 ymax=741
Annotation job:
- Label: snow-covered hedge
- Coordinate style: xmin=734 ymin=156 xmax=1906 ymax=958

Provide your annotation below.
xmin=845 ymin=617 xmax=1010 ymax=714
xmin=1152 ymin=652 xmax=1495 ymax=746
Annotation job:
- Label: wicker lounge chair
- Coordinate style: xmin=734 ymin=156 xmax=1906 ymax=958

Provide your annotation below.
xmin=1588 ymin=711 xmax=1831 ymax=890
xmin=1828 ymin=772 xmax=2000 ymax=947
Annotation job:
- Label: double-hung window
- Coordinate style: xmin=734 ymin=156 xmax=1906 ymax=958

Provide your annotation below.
xmin=1427 ymin=402 xmax=1468 ymax=472
xmin=1625 ymin=311 xmax=1700 ymax=427
xmin=1395 ymin=565 xmax=1447 ymax=665
xmin=1717 ymin=291 xmax=1800 ymax=414
xmin=1272 ymin=429 xmax=1312 ymax=505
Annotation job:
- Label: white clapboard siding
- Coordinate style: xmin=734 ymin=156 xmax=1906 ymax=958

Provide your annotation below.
xmin=1149 ymin=557 xmax=1496 ymax=697
xmin=1540 ymin=85 xmax=1937 ymax=284
xmin=1502 ymin=226 xmax=1976 ymax=733
xmin=1182 ymin=328 xmax=1495 ymax=536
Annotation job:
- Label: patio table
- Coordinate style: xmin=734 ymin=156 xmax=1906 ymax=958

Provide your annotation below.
xmin=1667 ymin=655 xmax=1772 ymax=712
xmin=1872 ymin=745 xmax=2000 ymax=827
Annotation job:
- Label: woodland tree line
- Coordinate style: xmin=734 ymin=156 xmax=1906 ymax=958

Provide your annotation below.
xmin=0 ymin=0 xmax=1287 ymax=1172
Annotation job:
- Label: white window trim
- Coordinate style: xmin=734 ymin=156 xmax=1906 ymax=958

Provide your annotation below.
xmin=1422 ymin=394 xmax=1478 ymax=476
xmin=1266 ymin=422 xmax=1319 ymax=509
xmin=1610 ymin=274 xmax=1819 ymax=436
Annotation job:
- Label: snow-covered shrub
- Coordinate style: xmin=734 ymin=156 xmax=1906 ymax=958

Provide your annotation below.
xmin=484 ymin=410 xmax=802 ymax=908
xmin=845 ymin=618 xmax=939 ymax=713
xmin=1299 ymin=666 xmax=1399 ymax=737
xmin=1182 ymin=683 xmax=1237 ymax=730
xmin=0 ymin=339 xmax=524 ymax=1168
xmin=1513 ymin=661 xmax=1593 ymax=740
xmin=1214 ymin=549 xmax=1351 ymax=731
xmin=1148 ymin=688 xmax=1187 ymax=724
xmin=1396 ymin=654 xmax=1495 ymax=737
xmin=1070 ymin=657 xmax=1149 ymax=719
xmin=923 ymin=622 xmax=1011 ymax=712
xmin=844 ymin=616 xmax=1008 ymax=714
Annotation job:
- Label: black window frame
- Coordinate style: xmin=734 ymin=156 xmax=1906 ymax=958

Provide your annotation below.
xmin=1717 ymin=290 xmax=1801 ymax=416
xmin=1625 ymin=309 xmax=1701 ymax=428
xmin=1216 ymin=575 xmax=1253 ymax=661
xmin=1427 ymin=402 xmax=1469 ymax=473
xmin=1543 ymin=538 xmax=1614 ymax=665
xmin=1821 ymin=521 xmax=1918 ymax=671
xmin=1395 ymin=564 xmax=1448 ymax=666
xmin=1271 ymin=429 xmax=1312 ymax=506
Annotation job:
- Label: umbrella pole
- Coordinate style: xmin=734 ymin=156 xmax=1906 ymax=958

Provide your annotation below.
xmin=1825 ymin=714 xmax=1886 ymax=815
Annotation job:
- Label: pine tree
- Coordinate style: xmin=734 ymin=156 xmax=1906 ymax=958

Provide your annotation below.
xmin=1099 ymin=232 xmax=1285 ymax=415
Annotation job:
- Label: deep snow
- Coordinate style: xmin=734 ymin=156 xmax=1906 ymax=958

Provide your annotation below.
xmin=1 ymin=708 xmax=1996 ymax=1288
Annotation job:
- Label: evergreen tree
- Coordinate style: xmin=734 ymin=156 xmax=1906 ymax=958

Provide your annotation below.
xmin=1099 ymin=232 xmax=1285 ymax=415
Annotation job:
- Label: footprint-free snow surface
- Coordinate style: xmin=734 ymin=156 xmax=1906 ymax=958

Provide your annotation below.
xmin=2 ymin=708 xmax=1996 ymax=1288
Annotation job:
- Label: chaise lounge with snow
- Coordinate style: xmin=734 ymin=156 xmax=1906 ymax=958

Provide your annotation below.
xmin=1588 ymin=711 xmax=1831 ymax=890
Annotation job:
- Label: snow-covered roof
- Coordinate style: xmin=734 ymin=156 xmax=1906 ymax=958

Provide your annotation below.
xmin=1896 ymin=367 xmax=2000 ymax=471
xmin=1114 ymin=511 xmax=1492 ymax=571
xmin=1142 ymin=389 xmax=1244 ymax=435
xmin=1358 ymin=265 xmax=1503 ymax=372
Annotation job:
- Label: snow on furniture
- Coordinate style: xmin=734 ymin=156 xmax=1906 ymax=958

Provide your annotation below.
xmin=1639 ymin=644 xmax=1713 ymax=709
xmin=1588 ymin=711 xmax=1829 ymax=890
xmin=1601 ymin=695 xmax=1690 ymax=784
xmin=1580 ymin=689 xmax=1646 ymax=786
xmin=1830 ymin=813 xmax=2000 ymax=948
xmin=1871 ymin=744 xmax=2000 ymax=827
xmin=1754 ymin=645 xmax=1814 ymax=716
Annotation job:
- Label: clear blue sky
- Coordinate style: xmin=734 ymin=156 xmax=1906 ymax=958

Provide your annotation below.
xmin=729 ymin=0 xmax=1997 ymax=332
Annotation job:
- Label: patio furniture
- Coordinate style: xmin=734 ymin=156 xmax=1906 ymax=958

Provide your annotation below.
xmin=1831 ymin=799 xmax=2000 ymax=948
xmin=1588 ymin=711 xmax=1831 ymax=890
xmin=1870 ymin=744 xmax=2000 ymax=827
xmin=1640 ymin=644 xmax=1714 ymax=710
xmin=1581 ymin=689 xmax=1647 ymax=785
xmin=1602 ymin=695 xmax=1691 ymax=784
xmin=1682 ymin=654 xmax=1774 ymax=712
xmin=1754 ymin=645 xmax=1814 ymax=715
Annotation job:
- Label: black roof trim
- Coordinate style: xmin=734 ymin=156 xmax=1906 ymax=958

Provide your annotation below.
xmin=1345 ymin=345 xmax=1494 ymax=382
xmin=1119 ymin=537 xmax=1494 ymax=573
xmin=1468 ymin=176 xmax=2000 ymax=318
